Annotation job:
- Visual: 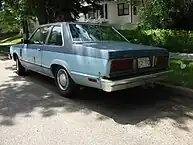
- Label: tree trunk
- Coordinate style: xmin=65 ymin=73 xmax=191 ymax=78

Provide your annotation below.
xmin=36 ymin=8 xmax=49 ymax=25
xmin=22 ymin=19 xmax=29 ymax=40
xmin=37 ymin=16 xmax=48 ymax=25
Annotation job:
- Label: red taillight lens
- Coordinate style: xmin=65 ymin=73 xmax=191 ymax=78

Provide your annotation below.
xmin=110 ymin=59 xmax=133 ymax=73
xmin=156 ymin=56 xmax=168 ymax=67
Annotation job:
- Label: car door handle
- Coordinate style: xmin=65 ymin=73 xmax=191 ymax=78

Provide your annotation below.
xmin=37 ymin=48 xmax=41 ymax=51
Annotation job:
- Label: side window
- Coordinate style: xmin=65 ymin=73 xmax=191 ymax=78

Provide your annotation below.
xmin=47 ymin=26 xmax=63 ymax=46
xmin=29 ymin=26 xmax=51 ymax=44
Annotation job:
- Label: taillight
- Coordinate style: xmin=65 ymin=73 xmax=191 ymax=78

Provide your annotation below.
xmin=155 ymin=56 xmax=168 ymax=67
xmin=110 ymin=59 xmax=133 ymax=73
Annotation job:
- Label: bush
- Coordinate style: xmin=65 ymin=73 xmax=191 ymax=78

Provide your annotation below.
xmin=119 ymin=29 xmax=193 ymax=53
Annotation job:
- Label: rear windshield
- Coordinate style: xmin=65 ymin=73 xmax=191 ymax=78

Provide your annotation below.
xmin=69 ymin=24 xmax=127 ymax=42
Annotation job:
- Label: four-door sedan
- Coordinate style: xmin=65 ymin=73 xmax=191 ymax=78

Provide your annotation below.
xmin=9 ymin=22 xmax=172 ymax=97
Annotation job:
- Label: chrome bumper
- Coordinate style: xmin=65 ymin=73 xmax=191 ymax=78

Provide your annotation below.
xmin=100 ymin=70 xmax=173 ymax=92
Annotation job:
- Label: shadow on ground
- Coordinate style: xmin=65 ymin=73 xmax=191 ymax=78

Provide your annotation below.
xmin=1 ymin=65 xmax=193 ymax=131
xmin=0 ymin=54 xmax=9 ymax=61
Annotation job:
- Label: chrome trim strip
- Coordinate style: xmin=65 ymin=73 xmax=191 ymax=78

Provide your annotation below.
xmin=71 ymin=71 xmax=99 ymax=78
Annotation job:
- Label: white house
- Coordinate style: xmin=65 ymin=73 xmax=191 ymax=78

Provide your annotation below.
xmin=78 ymin=0 xmax=141 ymax=28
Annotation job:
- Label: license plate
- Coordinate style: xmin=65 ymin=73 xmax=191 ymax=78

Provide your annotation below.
xmin=138 ymin=57 xmax=151 ymax=68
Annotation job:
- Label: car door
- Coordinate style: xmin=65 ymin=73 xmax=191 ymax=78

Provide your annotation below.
xmin=23 ymin=26 xmax=51 ymax=73
xmin=41 ymin=25 xmax=64 ymax=76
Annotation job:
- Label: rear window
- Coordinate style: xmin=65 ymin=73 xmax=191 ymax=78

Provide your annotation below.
xmin=69 ymin=24 xmax=126 ymax=42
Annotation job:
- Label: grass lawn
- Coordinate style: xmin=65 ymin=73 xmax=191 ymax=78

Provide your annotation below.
xmin=164 ymin=59 xmax=193 ymax=88
xmin=0 ymin=34 xmax=22 ymax=44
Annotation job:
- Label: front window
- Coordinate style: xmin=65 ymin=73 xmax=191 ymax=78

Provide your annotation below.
xmin=29 ymin=26 xmax=51 ymax=44
xmin=47 ymin=26 xmax=63 ymax=46
xmin=69 ymin=24 xmax=127 ymax=42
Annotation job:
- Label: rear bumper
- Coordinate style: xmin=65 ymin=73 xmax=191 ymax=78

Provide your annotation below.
xmin=100 ymin=70 xmax=173 ymax=92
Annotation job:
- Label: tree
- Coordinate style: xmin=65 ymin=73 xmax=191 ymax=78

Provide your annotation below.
xmin=2 ymin=0 xmax=101 ymax=25
xmin=1 ymin=0 xmax=101 ymax=37
xmin=31 ymin=0 xmax=101 ymax=24
xmin=138 ymin=0 xmax=170 ymax=29
xmin=0 ymin=0 xmax=35 ymax=35
xmin=168 ymin=0 xmax=193 ymax=30
xmin=139 ymin=0 xmax=193 ymax=30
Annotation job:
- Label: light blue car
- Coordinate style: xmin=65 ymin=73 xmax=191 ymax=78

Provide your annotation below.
xmin=9 ymin=22 xmax=172 ymax=97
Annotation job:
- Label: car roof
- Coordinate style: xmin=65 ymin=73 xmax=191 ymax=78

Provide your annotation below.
xmin=40 ymin=21 xmax=112 ymax=27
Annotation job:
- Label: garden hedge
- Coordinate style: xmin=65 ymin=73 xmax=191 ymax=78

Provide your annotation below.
xmin=119 ymin=29 xmax=193 ymax=53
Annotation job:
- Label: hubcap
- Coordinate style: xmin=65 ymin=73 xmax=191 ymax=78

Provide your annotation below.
xmin=57 ymin=69 xmax=69 ymax=91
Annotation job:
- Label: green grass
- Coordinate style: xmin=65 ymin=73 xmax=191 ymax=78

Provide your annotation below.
xmin=164 ymin=59 xmax=193 ymax=88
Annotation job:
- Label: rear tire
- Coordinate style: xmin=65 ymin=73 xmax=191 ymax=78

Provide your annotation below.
xmin=54 ymin=67 xmax=77 ymax=98
xmin=16 ymin=57 xmax=26 ymax=76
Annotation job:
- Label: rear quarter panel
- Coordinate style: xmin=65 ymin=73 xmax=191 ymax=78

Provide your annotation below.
xmin=42 ymin=50 xmax=108 ymax=87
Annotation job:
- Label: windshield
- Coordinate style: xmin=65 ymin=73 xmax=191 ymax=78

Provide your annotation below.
xmin=69 ymin=24 xmax=127 ymax=42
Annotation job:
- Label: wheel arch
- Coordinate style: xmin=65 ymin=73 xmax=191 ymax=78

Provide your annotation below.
xmin=50 ymin=59 xmax=72 ymax=78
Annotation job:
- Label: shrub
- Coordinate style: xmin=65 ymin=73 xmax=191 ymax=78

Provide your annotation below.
xmin=119 ymin=29 xmax=193 ymax=53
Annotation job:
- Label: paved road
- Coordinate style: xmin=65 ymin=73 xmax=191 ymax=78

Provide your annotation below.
xmin=0 ymin=59 xmax=193 ymax=145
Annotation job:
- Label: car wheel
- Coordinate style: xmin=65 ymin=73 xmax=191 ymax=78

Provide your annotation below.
xmin=55 ymin=67 xmax=77 ymax=97
xmin=16 ymin=57 xmax=26 ymax=76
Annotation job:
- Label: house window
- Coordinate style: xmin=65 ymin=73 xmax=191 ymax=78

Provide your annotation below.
xmin=105 ymin=4 xmax=108 ymax=19
xmin=118 ymin=3 xmax=129 ymax=16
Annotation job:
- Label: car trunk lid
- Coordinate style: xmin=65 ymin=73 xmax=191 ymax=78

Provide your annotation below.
xmin=103 ymin=42 xmax=169 ymax=78
xmin=74 ymin=41 xmax=169 ymax=78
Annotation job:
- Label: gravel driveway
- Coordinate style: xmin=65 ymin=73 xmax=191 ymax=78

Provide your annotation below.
xmin=0 ymin=59 xmax=193 ymax=145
